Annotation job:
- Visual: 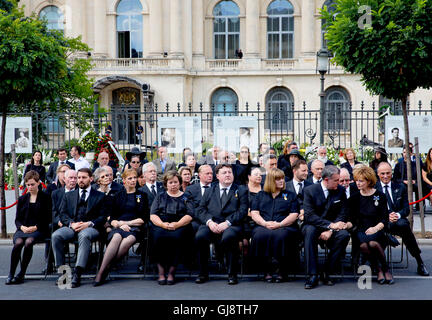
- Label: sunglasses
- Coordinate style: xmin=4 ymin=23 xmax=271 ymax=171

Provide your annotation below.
xmin=131 ymin=161 xmax=140 ymax=164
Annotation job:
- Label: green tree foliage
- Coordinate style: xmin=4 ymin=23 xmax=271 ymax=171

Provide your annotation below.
xmin=0 ymin=3 xmax=96 ymax=237
xmin=322 ymin=0 xmax=432 ymax=225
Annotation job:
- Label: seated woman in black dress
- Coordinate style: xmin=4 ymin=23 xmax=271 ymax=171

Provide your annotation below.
xmin=6 ymin=170 xmax=51 ymax=285
xmin=23 ymin=150 xmax=46 ymax=184
xmin=351 ymin=166 xmax=393 ymax=284
xmin=93 ymin=169 xmax=148 ymax=286
xmin=150 ymin=170 xmax=194 ymax=285
xmin=250 ymin=168 xmax=300 ymax=283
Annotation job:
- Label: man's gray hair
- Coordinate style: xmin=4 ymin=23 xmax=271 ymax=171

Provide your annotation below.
xmin=339 ymin=167 xmax=350 ymax=177
xmin=311 ymin=159 xmax=324 ymax=169
xmin=263 ymin=153 xmax=277 ymax=166
xmin=142 ymin=162 xmax=156 ymax=174
xmin=322 ymin=165 xmax=340 ymax=180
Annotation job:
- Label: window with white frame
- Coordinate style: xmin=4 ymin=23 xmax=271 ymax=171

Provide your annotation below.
xmin=117 ymin=0 xmax=143 ymax=58
xmin=39 ymin=5 xmax=64 ymax=31
xmin=267 ymin=0 xmax=294 ymax=59
xmin=213 ymin=1 xmax=240 ymax=59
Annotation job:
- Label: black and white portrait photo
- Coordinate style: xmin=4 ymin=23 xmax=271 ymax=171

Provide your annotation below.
xmin=161 ymin=128 xmax=176 ymax=148
xmin=15 ymin=128 xmax=30 ymax=149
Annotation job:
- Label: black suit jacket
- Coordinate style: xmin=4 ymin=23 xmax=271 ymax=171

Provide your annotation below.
xmin=303 ymin=183 xmax=348 ymax=230
xmin=46 ymin=160 xmax=75 ymax=184
xmin=393 ymin=158 xmax=421 ymax=184
xmin=59 ymin=188 xmax=107 ymax=231
xmin=15 ymin=191 xmax=51 ymax=235
xmin=197 ymin=183 xmax=248 ymax=226
xmin=375 ymin=181 xmax=409 ymax=218
xmin=286 ymin=179 xmax=312 ymax=210
xmin=52 ymin=187 xmax=67 ymax=227
xmin=138 ymin=182 xmax=165 ymax=208
xmin=184 ymin=183 xmax=209 ymax=210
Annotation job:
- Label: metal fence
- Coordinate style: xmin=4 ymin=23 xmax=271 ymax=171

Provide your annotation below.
xmin=8 ymin=101 xmax=432 ymax=161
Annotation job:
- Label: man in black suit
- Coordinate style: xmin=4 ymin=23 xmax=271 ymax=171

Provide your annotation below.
xmin=306 ymin=159 xmax=324 ymax=184
xmin=184 ymin=164 xmax=214 ymax=233
xmin=44 ymin=168 xmax=78 ymax=274
xmin=302 ymin=165 xmax=351 ymax=289
xmin=137 ymin=162 xmax=165 ymax=273
xmin=46 ymin=148 xmax=75 ymax=184
xmin=195 ymin=164 xmax=248 ymax=285
xmin=286 ymin=159 xmax=312 ymax=224
xmin=51 ymin=168 xmax=107 ymax=288
xmin=376 ymin=162 xmax=429 ymax=276
xmin=138 ymin=162 xmax=165 ymax=207
xmin=92 ymin=150 xmax=118 ymax=178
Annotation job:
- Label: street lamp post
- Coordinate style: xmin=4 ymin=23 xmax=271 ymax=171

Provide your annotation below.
xmin=316 ymin=48 xmax=332 ymax=145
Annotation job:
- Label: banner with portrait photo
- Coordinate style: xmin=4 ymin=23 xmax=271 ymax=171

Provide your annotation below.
xmin=0 ymin=117 xmax=33 ymax=154
xmin=213 ymin=116 xmax=258 ymax=152
xmin=158 ymin=117 xmax=202 ymax=153
xmin=385 ymin=115 xmax=432 ymax=153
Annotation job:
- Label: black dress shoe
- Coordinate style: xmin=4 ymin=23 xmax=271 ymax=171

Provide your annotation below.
xmin=321 ymin=273 xmax=334 ymax=286
xmin=228 ymin=276 xmax=238 ymax=285
xmin=417 ymin=264 xmax=429 ymax=276
xmin=158 ymin=279 xmax=167 ymax=285
xmin=5 ymin=276 xmax=13 ymax=285
xmin=385 ymin=278 xmax=395 ymax=285
xmin=377 ymin=277 xmax=386 ymax=285
xmin=12 ymin=274 xmax=24 ymax=285
xmin=304 ymin=275 xmax=319 ymax=289
xmin=274 ymin=275 xmax=285 ymax=283
xmin=71 ymin=272 xmax=81 ymax=288
xmin=167 ymin=278 xmax=176 ymax=286
xmin=195 ymin=275 xmax=209 ymax=284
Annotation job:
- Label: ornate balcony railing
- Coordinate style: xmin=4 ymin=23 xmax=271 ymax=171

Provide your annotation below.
xmin=92 ymin=58 xmax=184 ymax=71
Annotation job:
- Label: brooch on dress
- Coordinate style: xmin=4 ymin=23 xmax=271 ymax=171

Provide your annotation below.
xmin=283 ymin=193 xmax=288 ymax=201
xmin=235 ymin=190 xmax=238 ymax=198
xmin=373 ymin=195 xmax=380 ymax=207
xmin=136 ymin=195 xmax=141 ymax=203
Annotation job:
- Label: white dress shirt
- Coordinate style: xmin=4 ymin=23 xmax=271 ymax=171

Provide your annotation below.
xmin=69 ymin=157 xmax=90 ymax=171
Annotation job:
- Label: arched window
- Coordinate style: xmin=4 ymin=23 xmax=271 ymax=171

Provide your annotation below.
xmin=324 ymin=87 xmax=351 ymax=131
xmin=39 ymin=5 xmax=64 ymax=31
xmin=267 ymin=0 xmax=294 ymax=59
xmin=213 ymin=1 xmax=240 ymax=59
xmin=266 ymin=87 xmax=294 ymax=132
xmin=321 ymin=0 xmax=337 ymax=48
xmin=211 ymin=87 xmax=238 ymax=116
xmin=117 ymin=0 xmax=143 ymax=58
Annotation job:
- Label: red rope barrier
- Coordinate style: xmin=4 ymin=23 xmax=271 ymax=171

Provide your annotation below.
xmin=409 ymin=190 xmax=432 ymax=205
xmin=0 ymin=182 xmax=47 ymax=210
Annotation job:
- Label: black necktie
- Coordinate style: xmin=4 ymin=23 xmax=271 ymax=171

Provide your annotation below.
xmin=80 ymin=189 xmax=87 ymax=204
xmin=298 ymin=182 xmax=303 ymax=195
xmin=384 ymin=185 xmax=394 ymax=210
xmin=221 ymin=188 xmax=229 ymax=207
xmin=151 ymin=184 xmax=157 ymax=197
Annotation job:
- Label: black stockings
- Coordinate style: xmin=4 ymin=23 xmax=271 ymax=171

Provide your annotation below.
xmin=9 ymin=237 xmax=35 ymax=278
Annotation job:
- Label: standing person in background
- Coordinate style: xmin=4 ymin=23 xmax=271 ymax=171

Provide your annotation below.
xmin=46 ymin=148 xmax=75 ymax=184
xmin=235 ymin=146 xmax=259 ymax=185
xmin=422 ymin=147 xmax=432 ymax=205
xmin=153 ymin=146 xmax=177 ymax=182
xmin=369 ymin=146 xmax=388 ymax=175
xmin=69 ymin=145 xmax=90 ymax=171
xmin=340 ymin=148 xmax=361 ymax=181
xmin=6 ymin=171 xmax=51 ymax=285
xmin=23 ymin=150 xmax=46 ymax=184
xmin=92 ymin=149 xmax=118 ymax=178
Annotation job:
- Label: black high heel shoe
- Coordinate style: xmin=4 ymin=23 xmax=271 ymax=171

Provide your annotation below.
xmin=264 ymin=274 xmax=273 ymax=283
xmin=385 ymin=272 xmax=394 ymax=285
xmin=5 ymin=276 xmax=13 ymax=285
xmin=93 ymin=269 xmax=109 ymax=287
xmin=167 ymin=276 xmax=176 ymax=285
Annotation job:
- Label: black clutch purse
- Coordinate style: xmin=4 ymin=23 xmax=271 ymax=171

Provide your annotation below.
xmin=385 ymin=232 xmax=400 ymax=247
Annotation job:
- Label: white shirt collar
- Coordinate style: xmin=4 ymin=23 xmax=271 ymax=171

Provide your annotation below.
xmin=321 ymin=182 xmax=329 ymax=198
xmin=381 ymin=181 xmax=392 ymax=189
xmin=146 ymin=182 xmax=157 ymax=189
xmin=219 ymin=183 xmax=232 ymax=193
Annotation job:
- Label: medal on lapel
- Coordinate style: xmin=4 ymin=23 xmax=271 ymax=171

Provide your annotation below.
xmin=283 ymin=193 xmax=287 ymax=201
xmin=373 ymin=195 xmax=379 ymax=207
xmin=136 ymin=195 xmax=141 ymax=203
xmin=235 ymin=190 xmax=238 ymax=198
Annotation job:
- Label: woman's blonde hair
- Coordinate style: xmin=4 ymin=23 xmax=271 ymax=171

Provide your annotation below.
xmin=353 ymin=166 xmax=377 ymax=188
xmin=343 ymin=148 xmax=356 ymax=161
xmin=263 ymin=168 xmax=285 ymax=193
xmin=122 ymin=168 xmax=138 ymax=181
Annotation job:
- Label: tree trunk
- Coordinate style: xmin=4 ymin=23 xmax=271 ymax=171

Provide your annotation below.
xmin=401 ymin=97 xmax=414 ymax=229
xmin=0 ymin=108 xmax=7 ymax=238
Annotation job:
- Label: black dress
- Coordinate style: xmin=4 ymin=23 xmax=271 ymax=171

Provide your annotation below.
xmin=23 ymin=164 xmax=46 ymax=183
xmin=150 ymin=192 xmax=194 ymax=267
xmin=351 ymin=190 xmax=389 ymax=245
xmin=13 ymin=191 xmax=51 ymax=243
xmin=107 ymin=190 xmax=148 ymax=242
xmin=242 ymin=188 xmax=259 ymax=240
xmin=422 ymin=162 xmax=432 ymax=194
xmin=250 ymin=190 xmax=300 ymax=260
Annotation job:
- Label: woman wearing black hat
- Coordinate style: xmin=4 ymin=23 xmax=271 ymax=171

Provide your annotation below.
xmin=369 ymin=146 xmax=388 ymax=176
xmin=122 ymin=147 xmax=148 ymax=174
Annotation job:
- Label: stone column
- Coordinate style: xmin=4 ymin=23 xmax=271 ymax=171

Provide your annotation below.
xmin=192 ymin=0 xmax=204 ymax=56
xmin=170 ymin=0 xmax=183 ymax=56
xmin=245 ymin=0 xmax=259 ymax=57
xmin=93 ymin=0 xmax=107 ymax=56
xmin=149 ymin=0 xmax=163 ymax=56
xmin=301 ymin=0 xmax=315 ymax=55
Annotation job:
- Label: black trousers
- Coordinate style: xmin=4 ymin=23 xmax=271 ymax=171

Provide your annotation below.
xmin=389 ymin=218 xmax=421 ymax=258
xmin=302 ymin=224 xmax=350 ymax=276
xmin=195 ymin=225 xmax=242 ymax=276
